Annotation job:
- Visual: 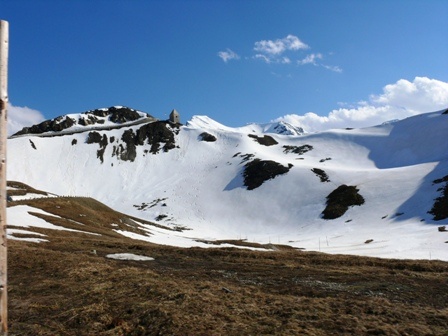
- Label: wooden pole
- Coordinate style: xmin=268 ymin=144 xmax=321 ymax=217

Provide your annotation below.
xmin=0 ymin=19 xmax=8 ymax=335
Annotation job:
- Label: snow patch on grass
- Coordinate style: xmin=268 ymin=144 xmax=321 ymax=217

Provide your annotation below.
xmin=105 ymin=253 xmax=154 ymax=261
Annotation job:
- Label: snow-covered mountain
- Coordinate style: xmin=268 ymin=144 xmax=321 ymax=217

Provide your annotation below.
xmin=7 ymin=106 xmax=448 ymax=260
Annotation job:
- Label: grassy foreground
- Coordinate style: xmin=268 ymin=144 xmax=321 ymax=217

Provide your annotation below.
xmin=6 ymin=192 xmax=448 ymax=335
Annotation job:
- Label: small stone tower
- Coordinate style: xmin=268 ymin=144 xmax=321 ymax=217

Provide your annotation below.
xmin=169 ymin=109 xmax=180 ymax=124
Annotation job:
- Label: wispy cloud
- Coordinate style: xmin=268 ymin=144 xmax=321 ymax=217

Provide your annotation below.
xmin=322 ymin=64 xmax=343 ymax=73
xmin=253 ymin=35 xmax=310 ymax=64
xmin=254 ymin=34 xmax=309 ymax=56
xmin=297 ymin=53 xmax=342 ymax=73
xmin=298 ymin=53 xmax=322 ymax=65
xmin=219 ymin=34 xmax=341 ymax=72
xmin=217 ymin=48 xmax=240 ymax=63
xmin=7 ymin=103 xmax=45 ymax=136
xmin=274 ymin=77 xmax=448 ymax=132
xmin=254 ymin=54 xmax=272 ymax=64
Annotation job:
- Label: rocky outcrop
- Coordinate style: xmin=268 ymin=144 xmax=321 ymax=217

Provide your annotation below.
xmin=322 ymin=185 xmax=365 ymax=219
xmin=428 ymin=175 xmax=448 ymax=220
xmin=199 ymin=132 xmax=217 ymax=142
xmin=12 ymin=106 xmax=154 ymax=137
xmin=248 ymin=134 xmax=278 ymax=146
xmin=86 ymin=131 xmax=108 ymax=163
xmin=311 ymin=168 xmax=330 ymax=182
xmin=111 ymin=121 xmax=179 ymax=162
xmin=14 ymin=115 xmax=76 ymax=136
xmin=243 ymin=159 xmax=292 ymax=190
xmin=283 ymin=144 xmax=313 ymax=155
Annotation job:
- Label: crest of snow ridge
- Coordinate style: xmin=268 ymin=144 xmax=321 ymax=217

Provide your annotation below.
xmin=10 ymin=106 xmax=448 ymax=222
xmin=12 ymin=106 xmax=155 ymax=137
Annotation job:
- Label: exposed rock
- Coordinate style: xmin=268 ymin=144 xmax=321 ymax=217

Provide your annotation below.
xmin=14 ymin=116 xmax=76 ymax=136
xmin=86 ymin=131 xmax=108 ymax=163
xmin=268 ymin=122 xmax=304 ymax=135
xmin=109 ymin=106 xmax=142 ymax=123
xmin=136 ymin=121 xmax=178 ymax=154
xmin=111 ymin=121 xmax=179 ymax=162
xmin=311 ymin=168 xmax=330 ymax=182
xmin=29 ymin=140 xmax=36 ymax=150
xmin=85 ymin=106 xmax=143 ymax=123
xmin=199 ymin=132 xmax=217 ymax=142
xmin=243 ymin=159 xmax=292 ymax=190
xmin=322 ymin=185 xmax=365 ymax=219
xmin=78 ymin=114 xmax=101 ymax=126
xmin=86 ymin=131 xmax=102 ymax=144
xmin=12 ymin=106 xmax=153 ymax=137
xmin=119 ymin=129 xmax=137 ymax=162
xmin=283 ymin=145 xmax=313 ymax=155
xmin=248 ymin=134 xmax=278 ymax=146
xmin=233 ymin=153 xmax=255 ymax=164
xmin=428 ymin=175 xmax=448 ymax=221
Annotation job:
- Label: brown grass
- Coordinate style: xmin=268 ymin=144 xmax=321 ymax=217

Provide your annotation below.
xmin=6 ymin=191 xmax=448 ymax=335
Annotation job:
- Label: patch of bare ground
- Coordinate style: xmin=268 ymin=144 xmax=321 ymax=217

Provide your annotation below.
xmin=7 ymin=194 xmax=448 ymax=335
xmin=7 ymin=181 xmax=49 ymax=197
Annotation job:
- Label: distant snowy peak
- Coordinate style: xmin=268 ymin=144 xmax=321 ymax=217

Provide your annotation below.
xmin=381 ymin=119 xmax=400 ymax=125
xmin=186 ymin=115 xmax=231 ymax=131
xmin=12 ymin=106 xmax=156 ymax=137
xmin=261 ymin=121 xmax=304 ymax=135
xmin=186 ymin=115 xmax=304 ymax=135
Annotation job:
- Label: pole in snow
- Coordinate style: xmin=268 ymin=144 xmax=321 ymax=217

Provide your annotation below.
xmin=0 ymin=19 xmax=9 ymax=335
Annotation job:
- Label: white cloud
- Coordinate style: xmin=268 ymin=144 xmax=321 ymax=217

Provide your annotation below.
xmin=370 ymin=77 xmax=448 ymax=111
xmin=322 ymin=64 xmax=343 ymax=73
xmin=254 ymin=34 xmax=309 ymax=56
xmin=274 ymin=77 xmax=448 ymax=132
xmin=298 ymin=54 xmax=342 ymax=73
xmin=298 ymin=53 xmax=323 ymax=65
xmin=253 ymin=35 xmax=310 ymax=64
xmin=217 ymin=48 xmax=240 ymax=63
xmin=7 ymin=103 xmax=45 ymax=136
xmin=221 ymin=34 xmax=341 ymax=72
xmin=254 ymin=54 xmax=272 ymax=64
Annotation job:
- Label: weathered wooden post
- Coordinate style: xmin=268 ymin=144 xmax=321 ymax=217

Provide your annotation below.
xmin=0 ymin=19 xmax=8 ymax=335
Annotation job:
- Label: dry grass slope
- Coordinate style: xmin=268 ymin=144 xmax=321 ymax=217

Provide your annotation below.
xmin=6 ymin=184 xmax=448 ymax=335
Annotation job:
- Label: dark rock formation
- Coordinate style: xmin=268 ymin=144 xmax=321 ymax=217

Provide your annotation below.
xmin=111 ymin=121 xmax=179 ymax=162
xmin=243 ymin=159 xmax=292 ymax=190
xmin=85 ymin=106 xmax=143 ymax=123
xmin=29 ymin=140 xmax=36 ymax=150
xmin=12 ymin=106 xmax=153 ymax=137
xmin=248 ymin=134 xmax=278 ymax=146
xmin=86 ymin=131 xmax=108 ymax=163
xmin=199 ymin=132 xmax=217 ymax=142
xmin=14 ymin=116 xmax=76 ymax=136
xmin=322 ymin=185 xmax=365 ymax=219
xmin=428 ymin=175 xmax=448 ymax=220
xmin=283 ymin=145 xmax=313 ymax=155
xmin=136 ymin=121 xmax=178 ymax=154
xmin=311 ymin=168 xmax=330 ymax=182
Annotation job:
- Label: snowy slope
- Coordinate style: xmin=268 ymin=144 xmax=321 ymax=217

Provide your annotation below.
xmin=7 ymin=108 xmax=448 ymax=260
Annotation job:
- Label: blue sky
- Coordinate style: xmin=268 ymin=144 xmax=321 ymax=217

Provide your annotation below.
xmin=2 ymin=0 xmax=448 ymax=134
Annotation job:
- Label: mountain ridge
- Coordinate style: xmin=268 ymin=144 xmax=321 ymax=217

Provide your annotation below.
xmin=7 ymin=106 xmax=448 ymax=260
